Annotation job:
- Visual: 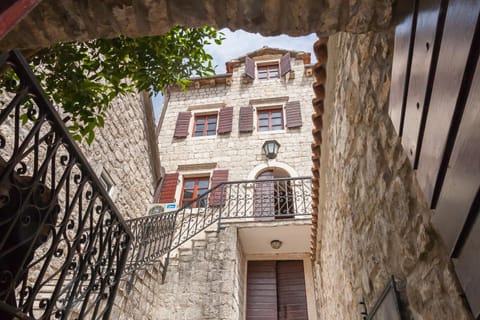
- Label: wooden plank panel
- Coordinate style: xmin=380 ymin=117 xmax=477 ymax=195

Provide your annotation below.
xmin=254 ymin=170 xmax=275 ymax=217
xmin=416 ymin=0 xmax=480 ymax=207
xmin=388 ymin=0 xmax=418 ymax=136
xmin=277 ymin=261 xmax=308 ymax=320
xmin=246 ymin=261 xmax=277 ymax=320
xmin=432 ymin=53 xmax=480 ymax=254
xmin=401 ymin=0 xmax=443 ymax=165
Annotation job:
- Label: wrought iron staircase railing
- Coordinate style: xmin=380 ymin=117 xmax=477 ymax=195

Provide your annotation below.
xmin=0 ymin=50 xmax=132 ymax=319
xmin=122 ymin=176 xmax=312 ymax=283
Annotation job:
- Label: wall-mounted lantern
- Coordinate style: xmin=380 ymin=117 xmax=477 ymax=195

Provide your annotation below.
xmin=262 ymin=140 xmax=281 ymax=159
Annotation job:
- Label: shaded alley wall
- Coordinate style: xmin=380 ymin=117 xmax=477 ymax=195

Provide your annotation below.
xmin=314 ymin=31 xmax=472 ymax=319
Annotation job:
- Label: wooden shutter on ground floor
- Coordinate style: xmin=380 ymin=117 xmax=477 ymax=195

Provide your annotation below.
xmin=239 ymin=106 xmax=254 ymax=132
xmin=285 ymin=100 xmax=302 ymax=128
xmin=246 ymin=261 xmax=278 ymax=320
xmin=158 ymin=172 xmax=179 ymax=203
xmin=245 ymin=56 xmax=255 ymax=79
xmin=277 ymin=261 xmax=308 ymax=320
xmin=209 ymin=169 xmax=229 ymax=206
xmin=247 ymin=260 xmax=308 ymax=320
xmin=173 ymin=112 xmax=191 ymax=138
xmin=280 ymin=52 xmax=292 ymax=77
xmin=217 ymin=107 xmax=234 ymax=134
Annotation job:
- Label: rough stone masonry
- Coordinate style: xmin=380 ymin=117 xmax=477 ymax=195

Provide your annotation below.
xmin=1 ymin=0 xmax=394 ymax=50
xmin=315 ymin=31 xmax=473 ymax=319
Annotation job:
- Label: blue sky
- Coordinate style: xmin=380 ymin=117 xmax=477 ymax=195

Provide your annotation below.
xmin=152 ymin=29 xmax=318 ymax=119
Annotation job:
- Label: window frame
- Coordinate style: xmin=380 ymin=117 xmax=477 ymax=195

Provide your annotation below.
xmin=257 ymin=62 xmax=280 ymax=80
xmin=257 ymin=106 xmax=285 ymax=132
xmin=180 ymin=176 xmax=211 ymax=208
xmin=192 ymin=113 xmax=218 ymax=137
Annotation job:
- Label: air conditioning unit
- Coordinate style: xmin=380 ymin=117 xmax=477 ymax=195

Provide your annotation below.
xmin=147 ymin=203 xmax=178 ymax=215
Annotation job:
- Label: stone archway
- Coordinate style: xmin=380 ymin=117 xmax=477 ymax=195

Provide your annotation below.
xmin=0 ymin=0 xmax=394 ymax=50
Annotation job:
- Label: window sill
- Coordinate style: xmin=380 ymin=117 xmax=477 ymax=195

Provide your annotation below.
xmin=256 ymin=129 xmax=286 ymax=135
xmin=191 ymin=135 xmax=218 ymax=140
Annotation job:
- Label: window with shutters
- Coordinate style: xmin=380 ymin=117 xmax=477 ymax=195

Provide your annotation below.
xmin=244 ymin=53 xmax=291 ymax=81
xmin=257 ymin=63 xmax=280 ymax=80
xmin=181 ymin=176 xmax=210 ymax=208
xmin=193 ymin=113 xmax=217 ymax=137
xmin=257 ymin=107 xmax=284 ymax=131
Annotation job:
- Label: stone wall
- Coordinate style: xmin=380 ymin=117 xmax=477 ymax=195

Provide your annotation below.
xmin=81 ymin=92 xmax=157 ymax=219
xmin=315 ymin=31 xmax=472 ymax=319
xmin=158 ymin=55 xmax=315 ymax=185
xmin=151 ymin=226 xmax=244 ymax=320
xmin=2 ymin=0 xmax=394 ymax=50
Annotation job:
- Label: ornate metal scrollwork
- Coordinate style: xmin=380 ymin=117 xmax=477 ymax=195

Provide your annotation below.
xmin=0 ymin=51 xmax=132 ymax=319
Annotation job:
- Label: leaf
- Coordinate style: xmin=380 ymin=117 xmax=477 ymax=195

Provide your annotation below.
xmin=30 ymin=26 xmax=224 ymax=143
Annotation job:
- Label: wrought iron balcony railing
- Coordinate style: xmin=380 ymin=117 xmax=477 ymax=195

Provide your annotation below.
xmin=123 ymin=176 xmax=312 ymax=282
xmin=0 ymin=51 xmax=132 ymax=319
xmin=170 ymin=176 xmax=312 ymax=250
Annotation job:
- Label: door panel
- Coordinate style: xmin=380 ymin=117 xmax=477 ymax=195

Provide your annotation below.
xmin=246 ymin=260 xmax=308 ymax=320
xmin=254 ymin=170 xmax=275 ymax=217
xmin=277 ymin=261 xmax=308 ymax=320
xmin=246 ymin=261 xmax=278 ymax=320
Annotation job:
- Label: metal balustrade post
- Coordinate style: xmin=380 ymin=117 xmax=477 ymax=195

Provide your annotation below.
xmin=217 ymin=184 xmax=225 ymax=232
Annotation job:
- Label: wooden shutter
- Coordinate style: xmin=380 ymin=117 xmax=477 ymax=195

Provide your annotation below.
xmin=285 ymin=100 xmax=302 ymax=128
xmin=280 ymin=52 xmax=292 ymax=77
xmin=239 ymin=106 xmax=254 ymax=133
xmin=217 ymin=107 xmax=234 ymax=134
xmin=173 ymin=112 xmax=191 ymax=138
xmin=277 ymin=261 xmax=308 ymax=320
xmin=245 ymin=56 xmax=255 ymax=79
xmin=209 ymin=169 xmax=229 ymax=206
xmin=158 ymin=173 xmax=179 ymax=203
xmin=246 ymin=261 xmax=278 ymax=320
xmin=254 ymin=170 xmax=275 ymax=218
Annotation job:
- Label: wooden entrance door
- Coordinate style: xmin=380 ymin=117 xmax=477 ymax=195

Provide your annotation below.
xmin=246 ymin=260 xmax=308 ymax=320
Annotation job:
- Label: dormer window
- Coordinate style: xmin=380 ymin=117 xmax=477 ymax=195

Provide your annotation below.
xmin=244 ymin=53 xmax=291 ymax=81
xmin=257 ymin=63 xmax=280 ymax=80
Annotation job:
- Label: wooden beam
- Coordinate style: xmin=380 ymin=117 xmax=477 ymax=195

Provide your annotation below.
xmin=0 ymin=0 xmax=42 ymax=41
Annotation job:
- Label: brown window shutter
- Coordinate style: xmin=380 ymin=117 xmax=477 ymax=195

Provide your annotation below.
xmin=245 ymin=56 xmax=255 ymax=79
xmin=209 ymin=169 xmax=229 ymax=206
xmin=277 ymin=261 xmax=308 ymax=320
xmin=173 ymin=112 xmax=191 ymax=138
xmin=285 ymin=100 xmax=302 ymax=128
xmin=239 ymin=106 xmax=254 ymax=132
xmin=246 ymin=261 xmax=278 ymax=320
xmin=217 ymin=107 xmax=234 ymax=134
xmin=280 ymin=52 xmax=291 ymax=77
xmin=158 ymin=172 xmax=179 ymax=203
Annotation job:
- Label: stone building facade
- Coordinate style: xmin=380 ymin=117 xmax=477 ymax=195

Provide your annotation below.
xmin=153 ymin=47 xmax=318 ymax=319
xmin=157 ymin=47 xmax=314 ymax=181
xmin=81 ymin=91 xmax=160 ymax=220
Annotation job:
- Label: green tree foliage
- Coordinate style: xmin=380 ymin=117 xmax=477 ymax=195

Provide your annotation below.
xmin=27 ymin=26 xmax=224 ymax=143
